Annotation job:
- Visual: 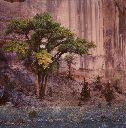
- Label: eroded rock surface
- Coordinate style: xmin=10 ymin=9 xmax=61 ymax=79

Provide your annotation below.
xmin=0 ymin=0 xmax=125 ymax=85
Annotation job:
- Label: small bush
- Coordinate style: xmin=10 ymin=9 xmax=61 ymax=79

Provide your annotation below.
xmin=28 ymin=110 xmax=38 ymax=119
xmin=112 ymin=79 xmax=122 ymax=94
xmin=80 ymin=78 xmax=90 ymax=101
xmin=104 ymin=81 xmax=114 ymax=106
xmin=0 ymin=91 xmax=9 ymax=105
xmin=0 ymin=76 xmax=15 ymax=105
xmin=94 ymin=75 xmax=102 ymax=91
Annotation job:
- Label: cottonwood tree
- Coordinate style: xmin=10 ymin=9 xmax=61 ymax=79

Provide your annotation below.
xmin=3 ymin=12 xmax=95 ymax=98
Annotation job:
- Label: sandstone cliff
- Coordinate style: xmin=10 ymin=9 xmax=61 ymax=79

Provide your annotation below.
xmin=0 ymin=0 xmax=125 ymax=85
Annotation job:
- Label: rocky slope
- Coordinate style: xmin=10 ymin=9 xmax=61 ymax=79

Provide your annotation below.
xmin=1 ymin=72 xmax=126 ymax=107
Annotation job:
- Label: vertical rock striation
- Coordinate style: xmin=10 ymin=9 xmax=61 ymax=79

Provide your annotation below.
xmin=0 ymin=0 xmax=126 ymax=84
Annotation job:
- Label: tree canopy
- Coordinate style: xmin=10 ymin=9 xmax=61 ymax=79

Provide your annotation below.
xmin=3 ymin=12 xmax=95 ymax=97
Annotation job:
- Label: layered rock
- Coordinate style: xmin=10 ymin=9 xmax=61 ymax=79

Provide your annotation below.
xmin=0 ymin=0 xmax=125 ymax=84
xmin=102 ymin=0 xmax=126 ymax=85
xmin=4 ymin=0 xmax=25 ymax=2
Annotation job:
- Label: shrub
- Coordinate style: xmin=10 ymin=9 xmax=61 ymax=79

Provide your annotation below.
xmin=104 ymin=81 xmax=114 ymax=106
xmin=94 ymin=75 xmax=102 ymax=91
xmin=0 ymin=91 xmax=9 ymax=105
xmin=28 ymin=110 xmax=38 ymax=119
xmin=112 ymin=79 xmax=122 ymax=94
xmin=0 ymin=76 xmax=15 ymax=105
xmin=80 ymin=78 xmax=90 ymax=101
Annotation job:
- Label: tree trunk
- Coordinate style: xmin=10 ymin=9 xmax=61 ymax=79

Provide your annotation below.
xmin=39 ymin=73 xmax=49 ymax=97
xmin=68 ymin=65 xmax=71 ymax=78
xmin=35 ymin=74 xmax=40 ymax=97
xmin=44 ymin=75 xmax=48 ymax=95
xmin=39 ymin=73 xmax=45 ymax=98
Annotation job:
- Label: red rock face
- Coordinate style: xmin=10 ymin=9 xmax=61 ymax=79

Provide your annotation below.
xmin=0 ymin=0 xmax=125 ymax=85
xmin=4 ymin=0 xmax=25 ymax=2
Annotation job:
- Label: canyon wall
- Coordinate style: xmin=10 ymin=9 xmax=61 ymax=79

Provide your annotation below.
xmin=102 ymin=0 xmax=126 ymax=84
xmin=0 ymin=0 xmax=126 ymax=83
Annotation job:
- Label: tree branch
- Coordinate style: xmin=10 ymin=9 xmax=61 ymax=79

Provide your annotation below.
xmin=53 ymin=50 xmax=66 ymax=63
xmin=25 ymin=34 xmax=30 ymax=41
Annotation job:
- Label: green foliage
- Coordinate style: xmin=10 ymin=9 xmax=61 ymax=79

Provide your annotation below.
xmin=35 ymin=50 xmax=52 ymax=69
xmin=33 ymin=12 xmax=54 ymax=29
xmin=94 ymin=76 xmax=102 ymax=91
xmin=3 ymin=41 xmax=29 ymax=59
xmin=58 ymin=37 xmax=95 ymax=56
xmin=48 ymin=61 xmax=60 ymax=73
xmin=80 ymin=79 xmax=90 ymax=101
xmin=64 ymin=54 xmax=75 ymax=66
xmin=104 ymin=82 xmax=114 ymax=106
xmin=4 ymin=12 xmax=95 ymax=72
xmin=3 ymin=12 xmax=96 ymax=96
xmin=6 ymin=19 xmax=33 ymax=35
